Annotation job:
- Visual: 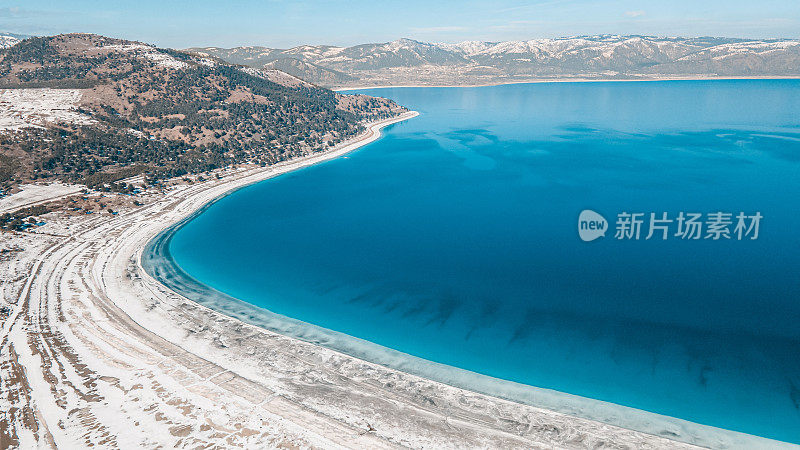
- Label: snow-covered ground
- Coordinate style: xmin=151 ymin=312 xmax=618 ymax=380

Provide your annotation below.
xmin=102 ymin=43 xmax=190 ymax=69
xmin=0 ymin=183 xmax=84 ymax=213
xmin=0 ymin=34 xmax=20 ymax=49
xmin=242 ymin=67 xmax=310 ymax=87
xmin=143 ymin=51 xmax=189 ymax=69
xmin=0 ymin=88 xmax=96 ymax=131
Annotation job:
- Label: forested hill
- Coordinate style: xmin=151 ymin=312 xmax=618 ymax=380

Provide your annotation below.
xmin=0 ymin=34 xmax=406 ymax=191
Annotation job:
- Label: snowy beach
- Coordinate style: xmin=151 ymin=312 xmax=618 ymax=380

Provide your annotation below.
xmin=0 ymin=111 xmax=788 ymax=449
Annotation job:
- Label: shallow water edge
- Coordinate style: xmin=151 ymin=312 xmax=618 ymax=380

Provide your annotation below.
xmin=139 ymin=148 xmax=789 ymax=450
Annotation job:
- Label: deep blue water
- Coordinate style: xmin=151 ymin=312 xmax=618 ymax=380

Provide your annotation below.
xmin=168 ymin=80 xmax=800 ymax=443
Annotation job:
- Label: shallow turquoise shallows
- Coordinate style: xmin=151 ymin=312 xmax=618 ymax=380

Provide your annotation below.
xmin=166 ymin=80 xmax=800 ymax=443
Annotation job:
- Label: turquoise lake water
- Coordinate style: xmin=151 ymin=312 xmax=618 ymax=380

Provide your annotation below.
xmin=167 ymin=80 xmax=800 ymax=443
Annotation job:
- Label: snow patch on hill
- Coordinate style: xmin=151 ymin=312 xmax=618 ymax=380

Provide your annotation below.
xmin=0 ymin=88 xmax=96 ymax=131
xmin=144 ymin=51 xmax=189 ymax=69
xmin=0 ymin=35 xmax=20 ymax=49
xmin=241 ymin=67 xmax=311 ymax=87
xmin=103 ymin=43 xmax=189 ymax=69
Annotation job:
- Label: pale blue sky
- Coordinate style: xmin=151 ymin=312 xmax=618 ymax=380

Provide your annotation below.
xmin=1 ymin=1 xmax=798 ymax=48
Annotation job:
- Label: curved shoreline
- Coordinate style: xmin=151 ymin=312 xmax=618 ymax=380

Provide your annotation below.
xmin=138 ymin=117 xmax=786 ymax=448
xmin=2 ymin=111 xmax=788 ymax=447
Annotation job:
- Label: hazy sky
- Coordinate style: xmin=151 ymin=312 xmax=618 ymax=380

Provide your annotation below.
xmin=1 ymin=0 xmax=798 ymax=49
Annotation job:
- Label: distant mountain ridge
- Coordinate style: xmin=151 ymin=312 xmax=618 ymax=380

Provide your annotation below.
xmin=0 ymin=32 xmax=28 ymax=49
xmin=189 ymin=35 xmax=800 ymax=87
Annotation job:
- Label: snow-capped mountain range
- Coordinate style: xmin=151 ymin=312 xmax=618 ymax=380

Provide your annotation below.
xmin=3 ymin=33 xmax=797 ymax=87
xmin=190 ymin=35 xmax=800 ymax=87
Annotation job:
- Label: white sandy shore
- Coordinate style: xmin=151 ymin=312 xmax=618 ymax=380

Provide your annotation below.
xmin=0 ymin=112 xmax=792 ymax=449
xmin=333 ymin=75 xmax=800 ymax=91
